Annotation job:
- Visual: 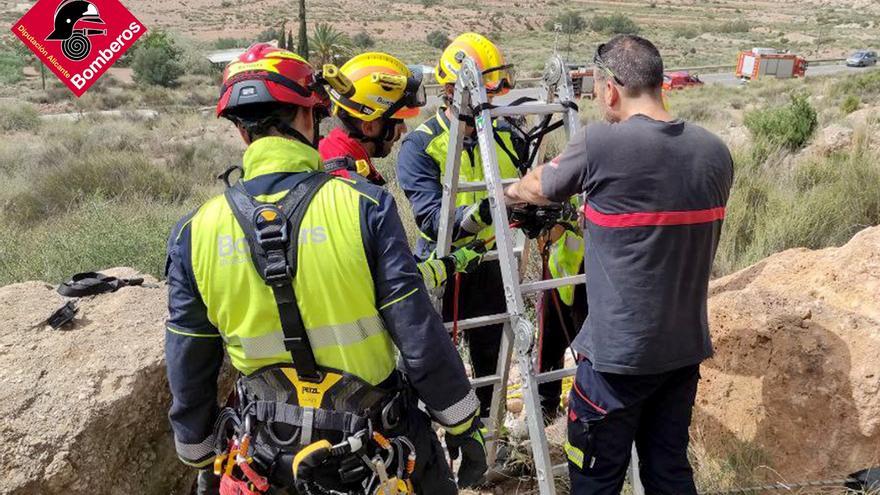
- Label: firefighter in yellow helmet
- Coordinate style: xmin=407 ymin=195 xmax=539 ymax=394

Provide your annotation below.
xmin=320 ymin=51 xmax=486 ymax=291
xmin=395 ymin=33 xmax=522 ymax=423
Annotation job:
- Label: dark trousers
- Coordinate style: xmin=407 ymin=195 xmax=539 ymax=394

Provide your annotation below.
xmin=442 ymin=259 xmax=506 ymax=419
xmin=537 ymin=280 xmax=587 ymax=417
xmin=566 ymin=360 xmax=700 ymax=495
xmin=195 ymin=408 xmax=456 ymax=495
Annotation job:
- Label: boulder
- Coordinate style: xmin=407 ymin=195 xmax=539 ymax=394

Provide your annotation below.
xmin=0 ymin=268 xmax=192 ymax=495
xmin=697 ymin=227 xmax=880 ymax=481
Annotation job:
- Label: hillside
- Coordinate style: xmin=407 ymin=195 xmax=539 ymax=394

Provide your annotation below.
xmin=3 ymin=0 xmax=878 ymax=72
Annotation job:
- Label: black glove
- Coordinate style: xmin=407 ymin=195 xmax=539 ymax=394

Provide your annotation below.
xmin=445 ymin=422 xmax=488 ymax=488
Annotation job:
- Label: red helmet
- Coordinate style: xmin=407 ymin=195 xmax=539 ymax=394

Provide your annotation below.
xmin=216 ymin=43 xmax=328 ymax=118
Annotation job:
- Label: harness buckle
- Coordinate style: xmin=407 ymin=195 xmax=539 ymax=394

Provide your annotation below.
xmin=254 ymin=206 xmax=289 ymax=251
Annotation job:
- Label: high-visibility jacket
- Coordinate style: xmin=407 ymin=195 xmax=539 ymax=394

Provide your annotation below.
xmin=165 ymin=136 xmax=478 ymax=467
xmin=396 ymin=109 xmax=521 ymax=260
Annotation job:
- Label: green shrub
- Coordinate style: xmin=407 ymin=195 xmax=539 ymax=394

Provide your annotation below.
xmin=420 ymin=0 xmax=440 ymax=6
xmin=3 ymin=150 xmax=190 ymax=224
xmin=673 ymin=26 xmax=700 ymax=39
xmin=0 ymin=195 xmax=194 ymax=285
xmin=352 ymin=32 xmax=375 ymax=49
xmin=744 ymin=94 xmax=817 ymax=152
xmin=716 ymin=147 xmax=880 ymax=275
xmin=0 ymin=102 xmax=40 ymax=132
xmin=716 ymin=19 xmax=750 ymax=33
xmin=831 ymin=70 xmax=880 ymax=99
xmin=426 ymin=30 xmax=449 ymax=49
xmin=589 ymin=13 xmax=640 ymax=35
xmin=214 ymin=37 xmax=249 ymax=49
xmin=0 ymin=51 xmax=24 ymax=85
xmin=544 ymin=11 xmax=587 ymax=34
xmin=841 ymin=94 xmax=860 ymax=114
xmin=132 ymin=30 xmax=184 ymax=87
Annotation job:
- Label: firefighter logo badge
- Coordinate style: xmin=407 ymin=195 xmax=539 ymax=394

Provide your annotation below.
xmin=46 ymin=0 xmax=107 ymax=61
xmin=11 ymin=0 xmax=146 ymax=96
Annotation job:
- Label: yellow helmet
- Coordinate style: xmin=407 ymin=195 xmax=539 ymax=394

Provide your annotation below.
xmin=329 ymin=52 xmax=426 ymax=122
xmin=435 ymin=32 xmax=514 ymax=95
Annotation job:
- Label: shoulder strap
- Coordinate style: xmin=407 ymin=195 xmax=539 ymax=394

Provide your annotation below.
xmin=225 ymin=172 xmax=334 ymax=382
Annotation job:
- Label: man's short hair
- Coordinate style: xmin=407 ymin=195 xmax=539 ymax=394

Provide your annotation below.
xmin=596 ymin=35 xmax=664 ymax=95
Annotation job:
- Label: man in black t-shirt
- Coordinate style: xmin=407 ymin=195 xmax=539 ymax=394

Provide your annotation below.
xmin=505 ymin=35 xmax=733 ymax=494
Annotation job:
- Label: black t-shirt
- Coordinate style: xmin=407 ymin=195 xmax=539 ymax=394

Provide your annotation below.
xmin=542 ymin=115 xmax=734 ymax=375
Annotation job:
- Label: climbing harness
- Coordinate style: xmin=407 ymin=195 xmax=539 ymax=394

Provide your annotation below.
xmin=214 ymin=171 xmax=416 ymax=494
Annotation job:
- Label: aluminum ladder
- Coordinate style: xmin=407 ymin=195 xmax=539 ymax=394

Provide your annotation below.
xmin=434 ymin=54 xmax=644 ymax=495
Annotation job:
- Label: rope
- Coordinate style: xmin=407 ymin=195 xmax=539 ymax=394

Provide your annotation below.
xmin=699 ymin=477 xmax=856 ymax=495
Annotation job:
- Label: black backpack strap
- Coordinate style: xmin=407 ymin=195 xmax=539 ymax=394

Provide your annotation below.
xmin=225 ymin=172 xmax=334 ymax=382
xmin=322 ymin=156 xmax=356 ymax=175
xmin=58 ymin=271 xmax=145 ymax=297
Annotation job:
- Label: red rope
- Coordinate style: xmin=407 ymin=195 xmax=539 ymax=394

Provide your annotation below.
xmin=451 ymin=272 xmax=462 ymax=345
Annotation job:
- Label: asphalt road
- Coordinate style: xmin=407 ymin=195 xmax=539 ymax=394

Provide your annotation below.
xmin=427 ymin=63 xmax=876 ymax=105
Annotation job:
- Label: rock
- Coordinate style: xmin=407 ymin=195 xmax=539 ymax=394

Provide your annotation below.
xmin=697 ymin=227 xmax=880 ymax=481
xmin=813 ymin=124 xmax=854 ymax=156
xmin=0 ymin=268 xmax=192 ymax=495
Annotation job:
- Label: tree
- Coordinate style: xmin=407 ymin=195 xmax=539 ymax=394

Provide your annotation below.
xmin=426 ymin=30 xmax=449 ymax=49
xmin=297 ymin=0 xmax=309 ymax=58
xmin=544 ymin=11 xmax=585 ymax=56
xmin=286 ymin=30 xmax=294 ymax=51
xmin=309 ymin=23 xmax=351 ymax=66
xmin=352 ymin=32 xmax=375 ymax=49
xmin=132 ymin=30 xmax=184 ymax=87
xmin=589 ymin=14 xmax=641 ymax=35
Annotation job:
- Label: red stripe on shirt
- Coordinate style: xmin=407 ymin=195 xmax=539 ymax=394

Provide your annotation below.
xmin=583 ymin=203 xmax=725 ymax=228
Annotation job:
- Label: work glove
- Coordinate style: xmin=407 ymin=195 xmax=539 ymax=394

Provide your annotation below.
xmin=449 ymin=239 xmax=488 ymax=274
xmin=460 ymin=199 xmax=493 ymax=235
xmin=445 ymin=422 xmax=488 ymax=488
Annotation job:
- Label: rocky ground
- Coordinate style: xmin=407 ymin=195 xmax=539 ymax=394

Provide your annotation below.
xmin=1 ymin=229 xmax=878 ymax=493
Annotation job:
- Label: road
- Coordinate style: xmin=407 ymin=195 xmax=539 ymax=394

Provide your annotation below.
xmin=427 ymin=63 xmax=876 ymax=105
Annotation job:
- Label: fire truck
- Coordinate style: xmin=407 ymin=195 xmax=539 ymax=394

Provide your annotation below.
xmin=736 ymin=48 xmax=807 ymax=80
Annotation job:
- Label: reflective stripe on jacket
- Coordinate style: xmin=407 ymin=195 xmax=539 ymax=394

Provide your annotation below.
xmin=397 ymin=109 xmax=521 ymax=259
xmin=165 ymin=136 xmax=478 ymax=467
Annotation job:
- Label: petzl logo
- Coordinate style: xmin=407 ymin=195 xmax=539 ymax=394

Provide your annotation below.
xmin=11 ymin=0 xmax=146 ymax=97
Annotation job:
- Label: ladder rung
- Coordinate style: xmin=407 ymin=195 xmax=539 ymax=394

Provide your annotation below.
xmin=457 ymin=178 xmax=519 ymax=192
xmin=482 ymin=245 xmax=523 ymax=262
xmin=520 ymin=275 xmax=585 ymax=295
xmin=444 ymin=312 xmax=510 ymax=332
xmin=535 ymin=366 xmax=577 ymax=384
xmin=488 ymin=103 xmax=569 ymax=118
xmin=469 ymin=374 xmax=501 ymax=388
xmin=552 ymin=462 xmax=567 ymax=476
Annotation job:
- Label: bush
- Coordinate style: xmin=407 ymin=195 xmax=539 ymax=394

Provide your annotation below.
xmin=0 ymin=51 xmax=24 ymax=85
xmin=589 ymin=14 xmax=640 ymax=35
xmin=426 ymin=30 xmax=450 ymax=49
xmin=0 ymin=195 xmax=194 ymax=285
xmin=420 ymin=0 xmax=440 ymax=6
xmin=132 ymin=31 xmax=184 ymax=87
xmin=841 ymin=94 xmax=860 ymax=114
xmin=0 ymin=102 xmax=40 ymax=132
xmin=744 ymin=94 xmax=817 ymax=152
xmin=351 ymin=32 xmax=375 ymax=49
xmin=3 ymin=149 xmax=190 ymax=224
xmin=673 ymin=26 xmax=699 ymax=39
xmin=544 ymin=11 xmax=587 ymax=34
xmin=214 ymin=37 xmax=249 ymax=49
xmin=716 ymin=19 xmax=750 ymax=33
xmin=831 ymin=70 xmax=880 ymax=99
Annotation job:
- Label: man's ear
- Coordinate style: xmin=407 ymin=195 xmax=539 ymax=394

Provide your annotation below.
xmin=605 ymin=80 xmax=619 ymax=108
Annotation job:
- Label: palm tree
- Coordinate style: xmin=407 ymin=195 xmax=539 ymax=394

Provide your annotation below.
xmin=309 ymin=23 xmax=351 ymax=66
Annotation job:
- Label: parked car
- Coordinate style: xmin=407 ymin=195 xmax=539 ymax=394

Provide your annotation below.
xmin=847 ymin=51 xmax=877 ymax=67
xmin=662 ymin=71 xmax=704 ymax=90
